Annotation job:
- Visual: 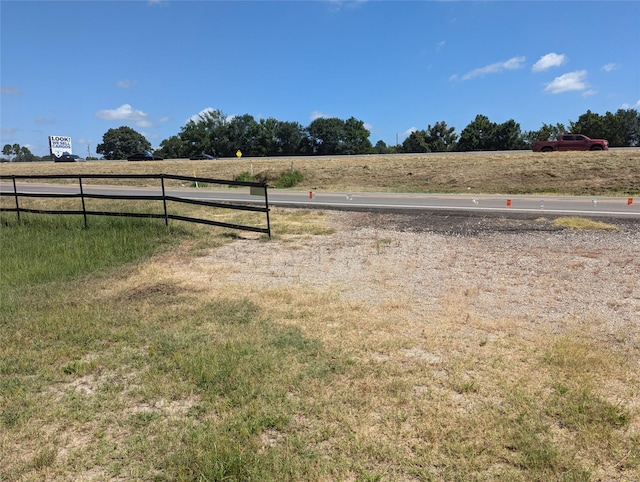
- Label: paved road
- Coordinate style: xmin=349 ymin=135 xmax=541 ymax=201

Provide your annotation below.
xmin=2 ymin=182 xmax=638 ymax=219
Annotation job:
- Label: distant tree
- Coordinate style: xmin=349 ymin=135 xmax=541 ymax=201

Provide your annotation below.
xmin=568 ymin=109 xmax=640 ymax=146
xmin=493 ymin=119 xmax=525 ymax=150
xmin=457 ymin=115 xmax=497 ymax=151
xmin=96 ymin=126 xmax=151 ymax=160
xmin=275 ymin=121 xmax=307 ymax=156
xmin=2 ymin=144 xmax=13 ymax=161
xmin=402 ymin=130 xmax=429 ymax=153
xmin=227 ymin=114 xmax=260 ymax=156
xmin=373 ymin=140 xmax=390 ymax=154
xmin=613 ymin=108 xmax=640 ymax=146
xmin=425 ymin=121 xmax=458 ymax=152
xmin=569 ymin=110 xmax=606 ymax=140
xmin=343 ymin=117 xmax=373 ymax=154
xmin=523 ymin=123 xmax=566 ymax=145
xmin=2 ymin=143 xmax=36 ymax=162
xmin=307 ymin=116 xmax=372 ymax=155
xmin=307 ymin=117 xmax=345 ymax=155
xmin=158 ymin=135 xmax=187 ymax=159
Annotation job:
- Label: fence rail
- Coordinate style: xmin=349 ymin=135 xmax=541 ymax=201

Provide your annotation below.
xmin=0 ymin=173 xmax=271 ymax=237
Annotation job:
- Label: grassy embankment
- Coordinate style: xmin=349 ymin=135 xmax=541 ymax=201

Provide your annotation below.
xmin=1 ymin=151 xmax=638 ymax=479
xmin=2 ymin=149 xmax=639 ymax=195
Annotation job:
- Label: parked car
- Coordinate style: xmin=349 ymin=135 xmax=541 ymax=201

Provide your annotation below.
xmin=189 ymin=154 xmax=216 ymax=160
xmin=533 ymin=134 xmax=608 ymax=152
xmin=54 ymin=154 xmax=85 ymax=162
xmin=127 ymin=152 xmax=164 ymax=161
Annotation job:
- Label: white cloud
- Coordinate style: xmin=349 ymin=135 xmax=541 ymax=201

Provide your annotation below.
xmin=188 ymin=107 xmax=215 ymax=124
xmin=544 ymin=70 xmax=588 ymax=94
xmin=403 ymin=127 xmax=417 ymax=137
xmin=459 ymin=56 xmax=526 ymax=80
xmin=117 ymin=79 xmax=137 ymax=89
xmin=602 ymin=63 xmax=619 ymax=72
xmin=186 ymin=107 xmax=231 ymax=125
xmin=1 ymin=85 xmax=22 ymax=95
xmin=621 ymin=99 xmax=640 ymax=109
xmin=95 ymin=104 xmax=151 ymax=127
xmin=532 ymin=53 xmax=566 ymax=73
xmin=310 ymin=111 xmax=329 ymax=120
xmin=328 ymin=0 xmax=368 ymax=12
xmin=35 ymin=116 xmax=56 ymax=125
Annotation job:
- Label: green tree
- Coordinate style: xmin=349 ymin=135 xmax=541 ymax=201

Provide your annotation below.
xmin=598 ymin=109 xmax=639 ymax=147
xmin=402 ymin=130 xmax=429 ymax=153
xmin=343 ymin=117 xmax=372 ymax=154
xmin=373 ymin=140 xmax=390 ymax=154
xmin=275 ymin=121 xmax=307 ymax=156
xmin=494 ymin=119 xmax=525 ymax=150
xmin=307 ymin=117 xmax=344 ymax=155
xmin=457 ymin=115 xmax=497 ymax=151
xmin=523 ymin=123 xmax=566 ymax=145
xmin=227 ymin=114 xmax=260 ymax=156
xmin=307 ymin=116 xmax=372 ymax=155
xmin=2 ymin=144 xmax=14 ymax=161
xmin=96 ymin=126 xmax=151 ymax=160
xmin=569 ymin=110 xmax=606 ymax=140
xmin=425 ymin=121 xmax=458 ymax=152
xmin=614 ymin=108 xmax=640 ymax=146
xmin=158 ymin=135 xmax=187 ymax=159
xmin=2 ymin=143 xmax=36 ymax=162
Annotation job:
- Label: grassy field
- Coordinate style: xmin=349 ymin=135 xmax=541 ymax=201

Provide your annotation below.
xmin=2 ymin=149 xmax=639 ymax=195
xmin=1 ymin=152 xmax=639 ymax=480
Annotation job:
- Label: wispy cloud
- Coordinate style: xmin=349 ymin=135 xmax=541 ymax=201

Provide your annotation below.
xmin=117 ymin=79 xmax=137 ymax=89
xmin=187 ymin=107 xmax=216 ymax=124
xmin=1 ymin=85 xmax=23 ymax=96
xmin=35 ymin=116 xmax=56 ymax=125
xmin=621 ymin=99 xmax=640 ymax=109
xmin=95 ymin=104 xmax=151 ymax=127
xmin=544 ymin=70 xmax=588 ymax=94
xmin=310 ymin=111 xmax=330 ymax=120
xmin=454 ymin=56 xmax=526 ymax=81
xmin=532 ymin=53 xmax=566 ymax=73
xmin=602 ymin=63 xmax=619 ymax=72
xmin=328 ymin=0 xmax=368 ymax=12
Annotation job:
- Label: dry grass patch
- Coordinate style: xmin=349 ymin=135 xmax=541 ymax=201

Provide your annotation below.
xmin=553 ymin=216 xmax=620 ymax=230
xmin=3 ymin=149 xmax=639 ymax=195
xmin=2 ymin=208 xmax=639 ymax=480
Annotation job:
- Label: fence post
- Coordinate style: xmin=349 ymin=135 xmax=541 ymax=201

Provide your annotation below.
xmin=12 ymin=176 xmax=21 ymax=222
xmin=263 ymin=182 xmax=271 ymax=238
xmin=78 ymin=176 xmax=88 ymax=228
xmin=161 ymin=175 xmax=168 ymax=226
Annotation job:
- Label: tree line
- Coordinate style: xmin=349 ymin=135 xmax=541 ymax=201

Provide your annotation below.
xmin=2 ymin=108 xmax=638 ymax=162
xmin=136 ymin=107 xmax=640 ymax=158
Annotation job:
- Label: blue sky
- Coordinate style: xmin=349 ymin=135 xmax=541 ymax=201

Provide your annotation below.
xmin=1 ymin=0 xmax=639 ymax=157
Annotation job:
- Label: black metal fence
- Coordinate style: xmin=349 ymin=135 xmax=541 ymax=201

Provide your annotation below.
xmin=0 ymin=173 xmax=271 ymax=237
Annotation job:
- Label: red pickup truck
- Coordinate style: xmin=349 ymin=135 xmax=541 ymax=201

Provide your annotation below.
xmin=533 ymin=134 xmax=609 ymax=152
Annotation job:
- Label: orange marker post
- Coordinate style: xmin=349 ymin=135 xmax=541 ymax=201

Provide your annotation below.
xmin=628 ymin=198 xmax=634 ymax=206
xmin=309 ymin=191 xmax=313 ymax=199
xmin=506 ymin=199 xmax=512 ymax=208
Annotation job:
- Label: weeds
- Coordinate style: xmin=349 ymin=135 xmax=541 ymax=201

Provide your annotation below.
xmin=553 ymin=216 xmax=620 ymax=230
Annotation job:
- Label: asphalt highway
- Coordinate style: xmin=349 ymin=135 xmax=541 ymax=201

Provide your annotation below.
xmin=1 ymin=182 xmax=638 ymax=219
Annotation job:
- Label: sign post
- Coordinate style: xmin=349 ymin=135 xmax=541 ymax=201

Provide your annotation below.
xmin=49 ymin=136 xmax=72 ymax=160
